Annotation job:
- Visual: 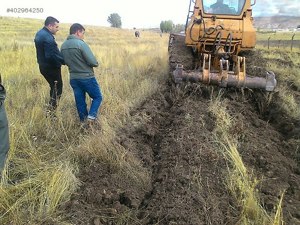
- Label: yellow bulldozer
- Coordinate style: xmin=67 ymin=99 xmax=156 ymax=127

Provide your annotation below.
xmin=168 ymin=0 xmax=277 ymax=91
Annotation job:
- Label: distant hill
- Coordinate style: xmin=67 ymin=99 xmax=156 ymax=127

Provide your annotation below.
xmin=253 ymin=16 xmax=300 ymax=30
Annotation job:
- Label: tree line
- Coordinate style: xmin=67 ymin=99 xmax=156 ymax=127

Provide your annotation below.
xmin=107 ymin=13 xmax=185 ymax=33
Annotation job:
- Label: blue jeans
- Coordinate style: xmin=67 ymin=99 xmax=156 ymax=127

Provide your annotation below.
xmin=70 ymin=77 xmax=103 ymax=122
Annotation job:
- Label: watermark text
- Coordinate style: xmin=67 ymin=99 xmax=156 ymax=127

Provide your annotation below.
xmin=6 ymin=8 xmax=44 ymax=13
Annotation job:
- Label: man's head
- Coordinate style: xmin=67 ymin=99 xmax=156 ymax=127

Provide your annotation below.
xmin=44 ymin=16 xmax=60 ymax=35
xmin=70 ymin=23 xmax=85 ymax=40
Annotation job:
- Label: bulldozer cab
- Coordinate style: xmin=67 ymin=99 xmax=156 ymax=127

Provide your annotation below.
xmin=190 ymin=0 xmax=255 ymax=16
xmin=203 ymin=0 xmax=243 ymax=15
xmin=185 ymin=0 xmax=256 ymax=51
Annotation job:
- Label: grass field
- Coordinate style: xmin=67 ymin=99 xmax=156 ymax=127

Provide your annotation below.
xmin=0 ymin=16 xmax=168 ymax=224
xmin=0 ymin=16 xmax=298 ymax=224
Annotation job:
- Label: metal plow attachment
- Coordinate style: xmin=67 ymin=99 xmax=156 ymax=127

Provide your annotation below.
xmin=173 ymin=54 xmax=277 ymax=92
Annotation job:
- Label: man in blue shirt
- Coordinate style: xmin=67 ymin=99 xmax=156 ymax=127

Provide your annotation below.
xmin=34 ymin=16 xmax=65 ymax=112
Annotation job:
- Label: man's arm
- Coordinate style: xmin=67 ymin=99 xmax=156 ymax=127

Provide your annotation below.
xmin=81 ymin=42 xmax=99 ymax=67
xmin=44 ymin=39 xmax=65 ymax=67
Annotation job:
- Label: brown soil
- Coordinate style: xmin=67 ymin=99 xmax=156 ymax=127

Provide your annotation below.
xmin=62 ymin=50 xmax=300 ymax=225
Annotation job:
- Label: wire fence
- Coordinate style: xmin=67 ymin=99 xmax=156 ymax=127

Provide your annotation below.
xmin=256 ymin=33 xmax=300 ymax=52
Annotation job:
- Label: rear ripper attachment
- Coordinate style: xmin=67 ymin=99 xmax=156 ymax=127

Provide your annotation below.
xmin=169 ymin=34 xmax=277 ymax=92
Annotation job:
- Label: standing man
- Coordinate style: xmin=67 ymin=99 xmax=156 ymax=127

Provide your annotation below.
xmin=0 ymin=76 xmax=9 ymax=178
xmin=61 ymin=23 xmax=103 ymax=123
xmin=34 ymin=16 xmax=65 ymax=112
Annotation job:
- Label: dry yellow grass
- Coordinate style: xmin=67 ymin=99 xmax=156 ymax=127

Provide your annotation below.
xmin=208 ymin=93 xmax=284 ymax=225
xmin=255 ymin=33 xmax=300 ymax=118
xmin=0 ymin=16 xmax=167 ymax=224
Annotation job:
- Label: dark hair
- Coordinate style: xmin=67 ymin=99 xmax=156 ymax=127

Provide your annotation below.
xmin=44 ymin=16 xmax=59 ymax=26
xmin=69 ymin=23 xmax=85 ymax=35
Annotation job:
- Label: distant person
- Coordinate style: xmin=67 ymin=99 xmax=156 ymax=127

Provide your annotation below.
xmin=210 ymin=0 xmax=233 ymax=14
xmin=61 ymin=23 xmax=103 ymax=124
xmin=34 ymin=16 xmax=65 ymax=113
xmin=0 ymin=76 xmax=9 ymax=178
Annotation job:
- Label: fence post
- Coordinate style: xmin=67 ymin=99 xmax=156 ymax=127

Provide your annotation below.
xmin=291 ymin=32 xmax=295 ymax=52
xmin=268 ymin=33 xmax=276 ymax=49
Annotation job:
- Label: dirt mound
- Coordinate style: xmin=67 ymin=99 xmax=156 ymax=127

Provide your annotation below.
xmin=63 ymin=53 xmax=300 ymax=225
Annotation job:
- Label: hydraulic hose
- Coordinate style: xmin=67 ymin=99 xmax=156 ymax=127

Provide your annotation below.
xmin=225 ymin=32 xmax=233 ymax=53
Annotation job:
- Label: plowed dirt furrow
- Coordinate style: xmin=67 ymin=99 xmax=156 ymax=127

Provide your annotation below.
xmin=64 ymin=79 xmax=299 ymax=225
xmin=135 ymin=87 xmax=237 ymax=225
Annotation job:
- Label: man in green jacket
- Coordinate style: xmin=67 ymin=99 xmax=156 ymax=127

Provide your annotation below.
xmin=0 ymin=77 xmax=9 ymax=177
xmin=61 ymin=23 xmax=103 ymax=123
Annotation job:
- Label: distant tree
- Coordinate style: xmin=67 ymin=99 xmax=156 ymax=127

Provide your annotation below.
xmin=297 ymin=25 xmax=300 ymax=29
xmin=160 ymin=20 xmax=174 ymax=33
xmin=107 ymin=13 xmax=122 ymax=28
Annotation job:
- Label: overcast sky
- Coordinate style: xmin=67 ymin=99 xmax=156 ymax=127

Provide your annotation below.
xmin=1 ymin=0 xmax=299 ymax=28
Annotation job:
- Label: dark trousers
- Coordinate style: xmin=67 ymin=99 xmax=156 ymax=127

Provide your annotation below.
xmin=0 ymin=84 xmax=9 ymax=175
xmin=39 ymin=66 xmax=63 ymax=110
